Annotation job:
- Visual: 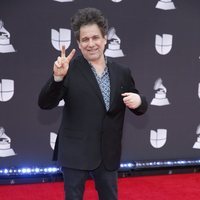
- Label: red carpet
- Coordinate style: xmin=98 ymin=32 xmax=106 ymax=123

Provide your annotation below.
xmin=0 ymin=173 xmax=200 ymax=200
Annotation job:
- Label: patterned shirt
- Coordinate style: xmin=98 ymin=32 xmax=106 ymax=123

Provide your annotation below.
xmin=91 ymin=65 xmax=111 ymax=111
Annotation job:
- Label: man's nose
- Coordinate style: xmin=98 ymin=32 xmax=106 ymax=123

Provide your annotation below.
xmin=88 ymin=39 xmax=95 ymax=47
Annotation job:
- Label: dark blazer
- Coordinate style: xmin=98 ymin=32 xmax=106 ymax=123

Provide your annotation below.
xmin=38 ymin=55 xmax=147 ymax=171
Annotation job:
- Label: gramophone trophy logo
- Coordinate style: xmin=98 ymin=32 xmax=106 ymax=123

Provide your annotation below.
xmin=0 ymin=127 xmax=16 ymax=157
xmin=198 ymin=83 xmax=200 ymax=99
xmin=156 ymin=0 xmax=176 ymax=10
xmin=105 ymin=27 xmax=124 ymax=58
xmin=0 ymin=20 xmax=16 ymax=53
xmin=50 ymin=132 xmax=57 ymax=150
xmin=151 ymin=78 xmax=170 ymax=106
xmin=51 ymin=28 xmax=71 ymax=51
xmin=150 ymin=129 xmax=167 ymax=148
xmin=58 ymin=99 xmax=65 ymax=107
xmin=53 ymin=0 xmax=74 ymax=2
xmin=193 ymin=124 xmax=200 ymax=149
xmin=111 ymin=0 xmax=123 ymax=2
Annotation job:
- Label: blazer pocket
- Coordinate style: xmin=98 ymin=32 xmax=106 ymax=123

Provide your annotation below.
xmin=120 ymin=84 xmax=129 ymax=94
xmin=120 ymin=85 xmax=125 ymax=93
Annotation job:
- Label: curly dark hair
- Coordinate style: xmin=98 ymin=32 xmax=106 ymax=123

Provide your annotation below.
xmin=71 ymin=7 xmax=108 ymax=41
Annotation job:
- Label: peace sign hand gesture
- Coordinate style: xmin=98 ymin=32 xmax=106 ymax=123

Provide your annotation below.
xmin=53 ymin=45 xmax=76 ymax=78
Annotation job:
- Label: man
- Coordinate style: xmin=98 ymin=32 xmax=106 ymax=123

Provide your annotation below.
xmin=38 ymin=7 xmax=148 ymax=200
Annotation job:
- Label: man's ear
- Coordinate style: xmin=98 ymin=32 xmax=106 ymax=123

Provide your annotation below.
xmin=77 ymin=40 xmax=81 ymax=49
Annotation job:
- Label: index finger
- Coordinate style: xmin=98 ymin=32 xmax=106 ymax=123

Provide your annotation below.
xmin=66 ymin=49 xmax=76 ymax=63
xmin=121 ymin=92 xmax=131 ymax=96
xmin=61 ymin=45 xmax=66 ymax=58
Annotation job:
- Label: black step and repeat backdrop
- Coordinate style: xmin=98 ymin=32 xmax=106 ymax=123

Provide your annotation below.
xmin=0 ymin=0 xmax=200 ymax=169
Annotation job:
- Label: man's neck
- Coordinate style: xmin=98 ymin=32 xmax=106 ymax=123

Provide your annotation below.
xmin=89 ymin=57 xmax=107 ymax=76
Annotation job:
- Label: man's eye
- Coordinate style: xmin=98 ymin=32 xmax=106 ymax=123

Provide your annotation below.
xmin=82 ymin=38 xmax=89 ymax=42
xmin=93 ymin=36 xmax=99 ymax=40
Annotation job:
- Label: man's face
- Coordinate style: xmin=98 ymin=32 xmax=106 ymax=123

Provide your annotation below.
xmin=78 ymin=24 xmax=107 ymax=63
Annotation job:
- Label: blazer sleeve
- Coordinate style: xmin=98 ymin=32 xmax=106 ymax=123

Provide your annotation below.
xmin=38 ymin=75 xmax=66 ymax=110
xmin=125 ymin=67 xmax=148 ymax=115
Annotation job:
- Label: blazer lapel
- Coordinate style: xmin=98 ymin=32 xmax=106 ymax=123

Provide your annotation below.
xmin=77 ymin=57 xmax=106 ymax=108
xmin=108 ymin=62 xmax=118 ymax=111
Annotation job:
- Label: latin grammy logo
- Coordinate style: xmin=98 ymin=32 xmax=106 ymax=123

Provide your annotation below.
xmin=193 ymin=124 xmax=200 ymax=149
xmin=58 ymin=99 xmax=65 ymax=107
xmin=0 ymin=20 xmax=15 ymax=53
xmin=50 ymin=132 xmax=57 ymax=150
xmin=53 ymin=0 xmax=74 ymax=2
xmin=0 ymin=127 xmax=16 ymax=157
xmin=105 ymin=27 xmax=124 ymax=58
xmin=155 ymin=0 xmax=176 ymax=10
xmin=111 ymin=0 xmax=123 ymax=2
xmin=151 ymin=78 xmax=170 ymax=106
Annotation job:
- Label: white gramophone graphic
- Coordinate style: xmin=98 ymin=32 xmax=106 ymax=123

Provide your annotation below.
xmin=50 ymin=132 xmax=57 ymax=150
xmin=54 ymin=0 xmax=74 ymax=3
xmin=151 ymin=78 xmax=170 ymax=106
xmin=51 ymin=28 xmax=71 ymax=51
xmin=111 ymin=0 xmax=123 ymax=2
xmin=0 ymin=126 xmax=16 ymax=157
xmin=155 ymin=34 xmax=173 ymax=55
xmin=0 ymin=20 xmax=15 ymax=53
xmin=193 ymin=124 xmax=200 ymax=149
xmin=58 ymin=99 xmax=65 ymax=107
xmin=53 ymin=0 xmax=74 ymax=2
xmin=156 ymin=0 xmax=176 ymax=10
xmin=150 ymin=129 xmax=167 ymax=148
xmin=104 ymin=27 xmax=124 ymax=58
xmin=198 ymin=83 xmax=200 ymax=99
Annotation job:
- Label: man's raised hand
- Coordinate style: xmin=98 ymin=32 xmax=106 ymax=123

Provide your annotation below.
xmin=53 ymin=45 xmax=76 ymax=78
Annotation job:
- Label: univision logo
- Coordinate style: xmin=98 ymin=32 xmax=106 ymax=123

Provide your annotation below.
xmin=150 ymin=129 xmax=167 ymax=148
xmin=51 ymin=28 xmax=71 ymax=51
xmin=155 ymin=34 xmax=173 ymax=55
xmin=0 ymin=79 xmax=14 ymax=102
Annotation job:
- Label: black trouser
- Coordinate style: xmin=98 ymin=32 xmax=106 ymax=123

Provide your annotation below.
xmin=62 ymin=163 xmax=118 ymax=200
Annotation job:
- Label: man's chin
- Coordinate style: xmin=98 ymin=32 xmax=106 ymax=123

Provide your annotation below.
xmin=86 ymin=55 xmax=100 ymax=62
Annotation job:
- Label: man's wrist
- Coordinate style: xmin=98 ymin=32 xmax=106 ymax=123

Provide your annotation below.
xmin=53 ymin=75 xmax=64 ymax=82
